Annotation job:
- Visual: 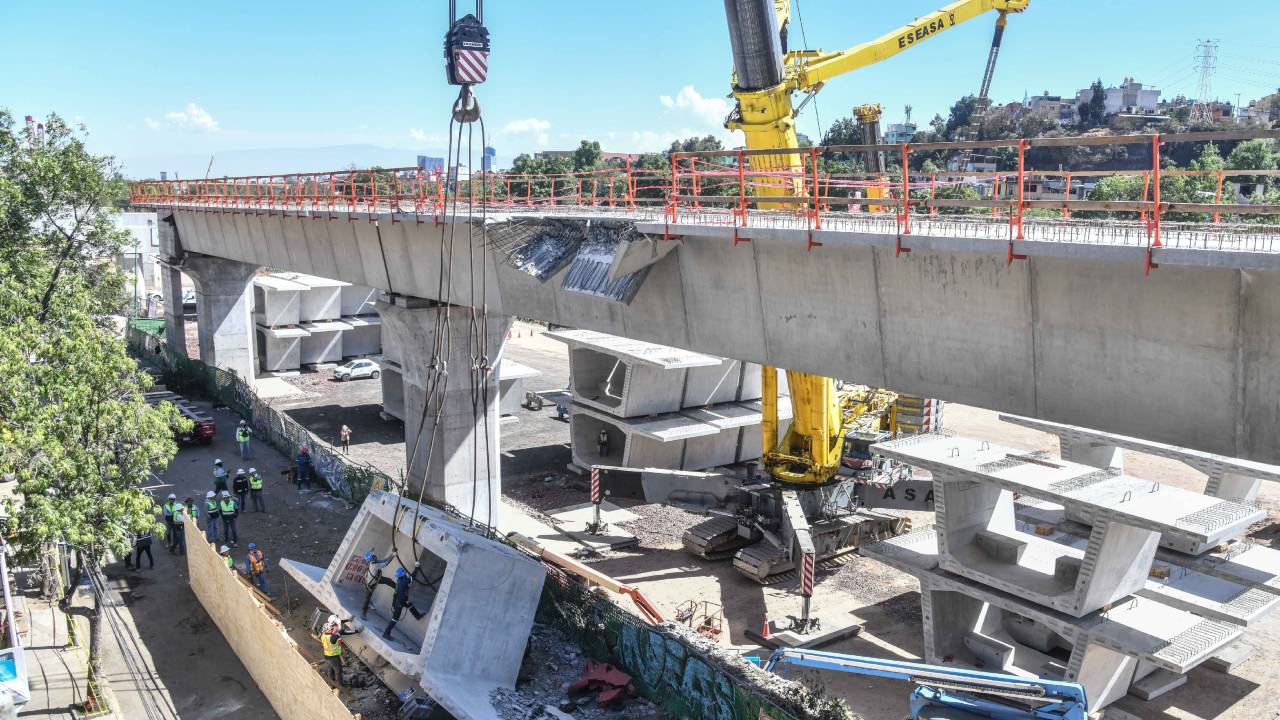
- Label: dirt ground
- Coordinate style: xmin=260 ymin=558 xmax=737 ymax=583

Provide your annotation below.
xmin=238 ymin=319 xmax=1280 ymax=720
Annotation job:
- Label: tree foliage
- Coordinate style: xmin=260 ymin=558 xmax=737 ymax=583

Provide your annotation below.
xmin=0 ymin=109 xmax=186 ymax=671
xmin=1077 ymin=79 xmax=1108 ymax=129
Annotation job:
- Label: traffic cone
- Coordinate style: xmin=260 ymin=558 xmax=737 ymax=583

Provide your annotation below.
xmin=761 ymin=617 xmax=771 ymax=639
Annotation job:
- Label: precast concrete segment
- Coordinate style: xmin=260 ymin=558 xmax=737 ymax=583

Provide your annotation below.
xmin=278 ymin=490 xmax=545 ymax=720
xmin=159 ymin=209 xmax=1280 ymax=463
xmin=875 ymin=434 xmax=1266 ymax=551
xmin=1000 ymin=413 xmax=1280 ymax=504
xmin=181 ymin=253 xmax=262 ymax=380
xmin=377 ymin=298 xmax=512 ymax=526
xmin=866 ymin=529 xmax=1243 ymax=710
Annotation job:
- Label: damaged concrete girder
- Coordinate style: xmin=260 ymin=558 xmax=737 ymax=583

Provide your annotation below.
xmin=163 ymin=208 xmax=1280 ymax=463
xmin=279 ymin=490 xmax=545 ymax=720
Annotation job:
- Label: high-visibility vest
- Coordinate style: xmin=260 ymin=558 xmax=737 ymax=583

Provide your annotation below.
xmin=236 ymin=427 xmax=250 ymax=443
xmin=163 ymin=501 xmax=178 ymax=517
xmin=598 ymin=430 xmax=608 ymax=444
xmin=219 ymin=499 xmax=237 ymax=515
xmin=224 ymin=555 xmax=234 ymax=569
xmin=248 ymin=549 xmax=266 ymax=574
xmin=321 ymin=632 xmax=342 ymax=657
xmin=206 ymin=500 xmax=220 ymax=516
xmin=248 ymin=474 xmax=263 ymax=490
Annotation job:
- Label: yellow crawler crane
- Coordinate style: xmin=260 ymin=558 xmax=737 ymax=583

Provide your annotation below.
xmin=722 ymin=0 xmax=1029 ymax=488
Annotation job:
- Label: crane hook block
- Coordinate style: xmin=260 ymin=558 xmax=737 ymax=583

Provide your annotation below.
xmin=444 ymin=14 xmax=490 ymax=86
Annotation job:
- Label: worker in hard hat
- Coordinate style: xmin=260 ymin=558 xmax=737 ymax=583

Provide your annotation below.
xmin=232 ymin=468 xmax=250 ymax=512
xmin=204 ymin=490 xmax=221 ymax=543
xmin=244 ymin=543 xmax=269 ymax=593
xmin=247 ymin=467 xmax=266 ymax=513
xmin=212 ymin=459 xmax=229 ymax=494
xmin=219 ymin=490 xmax=240 ymax=548
xmin=381 ymin=567 xmax=426 ymax=640
xmin=360 ymin=551 xmax=394 ymax=619
xmin=320 ymin=615 xmax=362 ymax=687
xmin=236 ymin=419 xmax=253 ymax=460
xmin=597 ymin=428 xmax=609 ymax=458
xmin=219 ymin=545 xmax=234 ymax=571
xmin=172 ymin=497 xmax=197 ymax=556
xmin=162 ymin=493 xmax=180 ymax=553
xmin=295 ymin=446 xmax=314 ymax=490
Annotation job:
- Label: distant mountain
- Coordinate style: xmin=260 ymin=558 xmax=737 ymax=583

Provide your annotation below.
xmin=118 ymin=144 xmax=450 ymax=180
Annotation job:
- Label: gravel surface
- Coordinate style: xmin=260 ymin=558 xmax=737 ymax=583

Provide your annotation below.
xmin=617 ymin=502 xmax=705 ymax=549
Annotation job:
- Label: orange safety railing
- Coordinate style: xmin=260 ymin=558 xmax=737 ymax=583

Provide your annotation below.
xmin=131 ymin=129 xmax=1280 ymax=251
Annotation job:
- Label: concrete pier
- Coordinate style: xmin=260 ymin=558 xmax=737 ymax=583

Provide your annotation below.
xmin=183 ymin=253 xmax=261 ymax=380
xmin=377 ymin=296 xmax=512 ymax=526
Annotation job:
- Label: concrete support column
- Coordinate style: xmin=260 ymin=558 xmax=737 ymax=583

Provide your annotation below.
xmin=183 ymin=253 xmax=261 ymax=381
xmin=1206 ymin=469 xmax=1264 ymax=503
xmin=159 ymin=260 xmax=187 ymax=356
xmin=1060 ymin=438 xmax=1124 ymax=471
xmin=377 ymin=296 xmax=512 ymax=527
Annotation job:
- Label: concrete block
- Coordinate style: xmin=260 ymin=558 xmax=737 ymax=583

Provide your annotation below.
xmin=279 ymin=491 xmax=545 ymax=720
xmin=253 ymin=274 xmax=308 ymax=327
xmin=498 ymin=359 xmax=540 ymax=416
xmin=341 ymin=284 xmax=380 ymax=316
xmin=1127 ymin=667 xmax=1187 ymax=700
xmin=340 ymin=316 xmax=382 ymax=358
xmin=1204 ymin=640 xmax=1255 ymax=673
xmin=256 ymin=325 xmax=307 ymax=372
xmin=300 ymin=321 xmax=349 ymax=365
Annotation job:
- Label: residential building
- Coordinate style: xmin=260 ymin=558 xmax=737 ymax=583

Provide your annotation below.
xmin=1075 ymin=77 xmax=1161 ymax=115
xmin=1025 ymin=91 xmax=1075 ymax=124
xmin=116 ymin=211 xmax=162 ymax=313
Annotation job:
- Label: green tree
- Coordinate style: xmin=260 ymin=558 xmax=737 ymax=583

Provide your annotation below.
xmin=1077 ymin=79 xmax=1108 ymax=129
xmin=0 ymin=110 xmax=185 ymax=677
xmin=944 ymin=95 xmax=982 ymax=139
xmin=1227 ymin=139 xmax=1278 ymax=193
xmin=571 ymin=139 xmax=603 ymax=173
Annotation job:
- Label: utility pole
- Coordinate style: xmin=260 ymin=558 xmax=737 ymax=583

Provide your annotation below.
xmin=1192 ymin=39 xmax=1218 ymax=122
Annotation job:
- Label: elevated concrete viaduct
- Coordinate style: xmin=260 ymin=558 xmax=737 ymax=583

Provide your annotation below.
xmin=154 ymin=206 xmax=1280 ymax=465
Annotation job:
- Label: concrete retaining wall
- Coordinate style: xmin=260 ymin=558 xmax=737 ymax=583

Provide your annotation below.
xmin=186 ymin=532 xmax=356 ymax=720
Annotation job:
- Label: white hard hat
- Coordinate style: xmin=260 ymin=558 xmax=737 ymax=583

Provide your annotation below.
xmin=239 ymin=419 xmax=246 ymax=425
xmin=327 ymin=614 xmax=340 ymax=625
xmin=236 ymin=468 xmax=245 ymax=475
xmin=167 ymin=493 xmax=176 ymax=499
xmin=221 ymin=490 xmax=230 ymax=497
xmin=214 ymin=459 xmax=223 ymax=465
xmin=248 ymin=467 xmax=256 ymax=473
xmin=219 ymin=545 xmax=230 ymax=554
xmin=206 ymin=490 xmax=215 ymax=498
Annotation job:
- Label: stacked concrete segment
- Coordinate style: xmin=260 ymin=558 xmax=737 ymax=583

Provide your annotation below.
xmin=279 ymin=490 xmax=545 ymax=720
xmin=864 ymin=432 xmax=1268 ymax=709
xmin=252 ymin=272 xmax=383 ymax=373
xmin=548 ymin=329 xmax=788 ymax=471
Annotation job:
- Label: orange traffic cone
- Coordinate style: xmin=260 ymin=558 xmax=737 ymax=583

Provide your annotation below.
xmin=761 ymin=618 xmax=771 ymax=639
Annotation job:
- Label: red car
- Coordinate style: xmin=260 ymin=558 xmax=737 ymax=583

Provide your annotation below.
xmin=144 ymin=391 xmax=217 ymax=445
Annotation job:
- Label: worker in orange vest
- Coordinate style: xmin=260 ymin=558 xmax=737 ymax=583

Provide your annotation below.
xmin=244 ymin=543 xmax=268 ymax=593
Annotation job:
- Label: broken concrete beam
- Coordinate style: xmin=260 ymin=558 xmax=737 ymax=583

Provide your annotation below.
xmin=279 ymin=490 xmax=545 ymax=720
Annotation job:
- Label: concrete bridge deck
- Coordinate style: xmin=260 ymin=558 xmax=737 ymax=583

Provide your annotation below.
xmin=138 ymin=196 xmax=1280 ymax=465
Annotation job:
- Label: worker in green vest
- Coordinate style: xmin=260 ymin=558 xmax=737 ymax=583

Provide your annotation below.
xmin=219 ymin=545 xmax=235 ymax=570
xmin=247 ymin=467 xmax=266 ymax=513
xmin=320 ymin=615 xmax=361 ymax=687
xmin=236 ymin=420 xmax=253 ymax=460
xmin=172 ymin=497 xmax=197 ymax=556
xmin=162 ymin=493 xmax=180 ymax=553
xmin=219 ymin=490 xmax=239 ymax=548
xmin=597 ymin=428 xmax=610 ymax=458
xmin=204 ymin=490 xmax=221 ymax=543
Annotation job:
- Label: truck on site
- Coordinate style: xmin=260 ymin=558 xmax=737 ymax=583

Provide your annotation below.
xmin=762 ymin=648 xmax=1088 ymax=720
xmin=144 ymin=390 xmax=217 ymax=445
xmin=664 ymin=0 xmax=1032 ymax=620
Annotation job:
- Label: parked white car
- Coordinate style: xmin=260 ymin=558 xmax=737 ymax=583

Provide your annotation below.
xmin=333 ymin=359 xmax=380 ymax=381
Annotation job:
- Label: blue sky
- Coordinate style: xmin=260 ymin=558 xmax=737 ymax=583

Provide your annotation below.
xmin=5 ymin=1 xmax=1278 ymax=177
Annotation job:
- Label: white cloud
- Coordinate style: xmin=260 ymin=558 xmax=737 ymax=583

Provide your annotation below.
xmin=658 ymin=85 xmax=730 ymax=128
xmin=145 ymin=102 xmax=220 ymax=132
xmin=500 ymin=117 xmax=551 ymax=147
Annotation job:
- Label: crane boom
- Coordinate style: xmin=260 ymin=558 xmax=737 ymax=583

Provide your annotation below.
xmin=723 ymin=0 xmax=1029 ymax=487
